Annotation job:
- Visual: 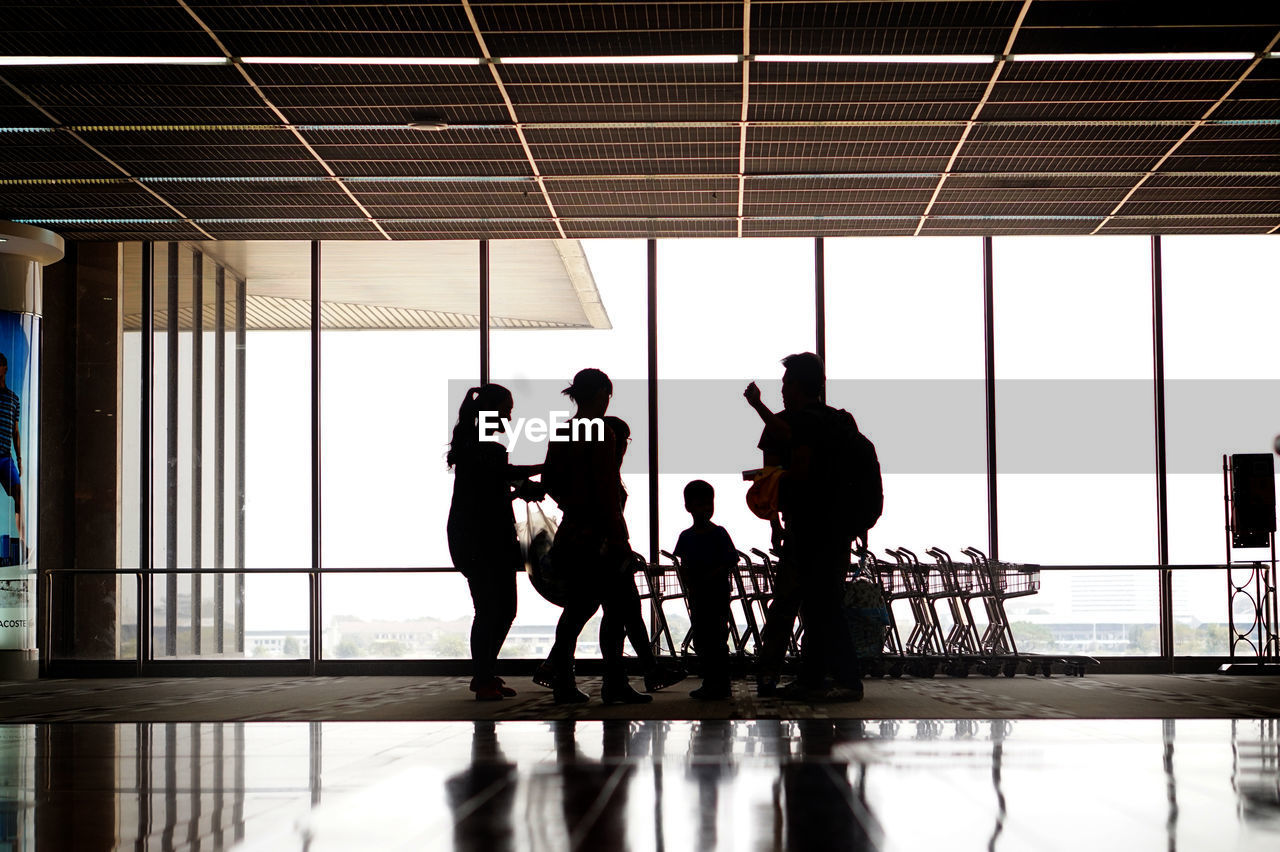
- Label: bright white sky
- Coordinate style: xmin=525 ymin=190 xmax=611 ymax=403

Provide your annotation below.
xmin=124 ymin=235 xmax=1280 ymax=649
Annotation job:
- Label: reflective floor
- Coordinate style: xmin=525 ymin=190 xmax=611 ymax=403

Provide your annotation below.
xmin=2 ymin=718 xmax=1279 ymax=851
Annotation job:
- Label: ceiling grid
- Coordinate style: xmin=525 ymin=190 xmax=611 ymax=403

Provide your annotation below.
xmin=175 ymin=0 xmax=389 ymax=239
xmin=0 ymin=2 xmax=1276 ymax=239
xmin=912 ymin=0 xmax=1034 ymax=236
xmin=460 ymin=0 xmax=567 ymax=239
xmin=1092 ymin=28 xmax=1280 ymax=234
xmin=0 ymin=76 xmax=215 ymax=238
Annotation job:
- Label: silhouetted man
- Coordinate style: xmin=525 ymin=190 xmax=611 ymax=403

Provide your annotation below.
xmin=749 ymin=352 xmax=862 ymax=700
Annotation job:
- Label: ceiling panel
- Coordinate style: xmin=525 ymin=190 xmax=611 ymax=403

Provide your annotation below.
xmin=188 ymin=1 xmax=478 ymax=58
xmin=0 ymin=4 xmax=212 ymax=56
xmin=561 ymin=218 xmax=737 ymax=238
xmin=743 ymin=220 xmax=919 ymax=237
xmin=0 ymin=130 xmax=113 ymax=179
xmin=747 ymin=124 xmax=963 ymax=174
xmin=1098 ymin=216 xmax=1278 ymax=234
xmin=921 ymin=219 xmax=1100 ymax=235
xmin=251 ymin=62 xmax=509 ymax=125
xmin=502 ymin=62 xmax=742 ymax=123
xmin=78 ymin=128 xmax=323 ymax=179
xmin=1014 ymin=4 xmax=1278 ymax=53
xmin=548 ymin=176 xmax=736 ymax=218
xmin=525 ymin=126 xmax=739 ymax=176
xmin=0 ymin=180 xmax=175 ymax=220
xmin=0 ymin=64 xmax=278 ymax=126
xmin=751 ymin=1 xmax=1023 ymax=55
xmin=0 ymin=3 xmax=1275 ymax=239
xmin=474 ymin=1 xmax=744 ymax=57
xmin=384 ymin=220 xmax=564 ymax=240
xmin=749 ymin=60 xmax=989 ymax=122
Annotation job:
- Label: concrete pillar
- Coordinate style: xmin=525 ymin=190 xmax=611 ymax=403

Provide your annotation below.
xmin=0 ymin=222 xmax=63 ymax=679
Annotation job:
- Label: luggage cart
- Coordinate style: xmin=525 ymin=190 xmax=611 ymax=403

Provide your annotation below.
xmin=917 ymin=547 xmax=990 ymax=678
xmin=882 ymin=547 xmax=943 ymax=677
xmin=846 ymin=548 xmax=899 ymax=678
xmin=859 ymin=549 xmax=908 ymax=677
xmin=640 ymin=558 xmax=689 ymax=659
xmin=962 ymin=548 xmax=1098 ymax=677
xmin=750 ymin=547 xmax=804 ymax=656
xmin=659 ymin=549 xmax=751 ymax=661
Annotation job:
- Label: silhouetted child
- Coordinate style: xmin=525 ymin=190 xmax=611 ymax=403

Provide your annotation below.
xmin=673 ymin=480 xmax=738 ymax=699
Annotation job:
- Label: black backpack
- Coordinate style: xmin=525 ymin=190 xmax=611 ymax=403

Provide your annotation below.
xmin=824 ymin=407 xmax=884 ymax=538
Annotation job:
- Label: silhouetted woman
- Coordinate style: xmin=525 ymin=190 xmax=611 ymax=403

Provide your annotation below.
xmin=447 ymin=384 xmax=544 ymax=701
xmin=540 ymin=368 xmax=645 ymax=704
xmin=599 ymin=415 xmax=685 ymax=694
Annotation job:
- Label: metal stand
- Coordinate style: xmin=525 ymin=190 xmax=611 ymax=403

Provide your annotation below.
xmin=1220 ymin=454 xmax=1280 ymax=674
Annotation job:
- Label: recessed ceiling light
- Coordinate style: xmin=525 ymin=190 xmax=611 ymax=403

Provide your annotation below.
xmin=499 ymin=55 xmax=739 ymax=65
xmin=754 ymin=54 xmax=995 ymax=64
xmin=0 ymin=55 xmax=228 ymax=66
xmin=240 ymin=56 xmax=484 ymax=66
xmin=1008 ymin=52 xmax=1255 ymax=62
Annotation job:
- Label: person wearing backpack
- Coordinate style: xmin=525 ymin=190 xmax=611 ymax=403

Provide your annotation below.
xmin=746 ymin=352 xmax=882 ymax=701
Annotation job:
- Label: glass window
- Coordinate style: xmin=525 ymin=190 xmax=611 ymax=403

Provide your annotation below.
xmin=994 ymin=236 xmax=1158 ymax=655
xmin=319 ymin=241 xmax=479 ymax=658
xmin=491 ymin=239 xmax=650 ymax=657
xmin=656 ymin=238 xmax=816 ymax=558
xmin=825 ymin=236 xmax=987 ymax=552
xmin=1163 ymin=236 xmax=1280 ymax=656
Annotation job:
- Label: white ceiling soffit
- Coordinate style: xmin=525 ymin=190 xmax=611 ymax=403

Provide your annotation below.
xmin=122 ymin=239 xmax=610 ymax=331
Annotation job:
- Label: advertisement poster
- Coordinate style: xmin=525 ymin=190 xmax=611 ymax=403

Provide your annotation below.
xmin=0 ymin=310 xmax=38 ymax=652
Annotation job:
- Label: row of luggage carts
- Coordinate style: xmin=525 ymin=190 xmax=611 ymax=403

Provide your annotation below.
xmin=636 ymin=545 xmax=1097 ymax=679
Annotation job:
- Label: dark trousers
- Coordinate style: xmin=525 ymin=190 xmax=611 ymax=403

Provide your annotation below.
xmin=788 ymin=525 xmax=860 ymax=688
xmin=600 ymin=570 xmax=656 ymax=676
xmin=758 ymin=559 xmax=801 ymax=681
xmin=463 ymin=568 xmax=518 ymax=683
xmin=686 ymin=574 xmax=731 ymax=687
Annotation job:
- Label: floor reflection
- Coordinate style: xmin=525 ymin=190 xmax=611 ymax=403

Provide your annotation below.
xmin=1 ymin=718 xmax=1278 ymax=850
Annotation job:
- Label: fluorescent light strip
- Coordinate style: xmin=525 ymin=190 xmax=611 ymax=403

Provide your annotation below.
xmin=343 ymin=175 xmax=537 ymax=183
xmin=0 ymin=56 xmax=228 ymax=66
xmin=139 ymin=176 xmax=333 ymax=183
xmin=15 ymin=219 xmax=184 ymax=225
xmin=240 ymin=56 xmax=483 ymax=66
xmin=1008 ymin=52 xmax=1255 ymax=62
xmin=755 ymin=54 xmax=994 ymax=64
xmin=499 ymin=55 xmax=739 ymax=65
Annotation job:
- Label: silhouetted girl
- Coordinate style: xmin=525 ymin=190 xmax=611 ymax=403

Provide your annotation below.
xmin=447 ymin=384 xmax=543 ymax=701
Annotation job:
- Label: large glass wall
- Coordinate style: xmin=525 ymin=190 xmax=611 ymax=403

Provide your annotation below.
xmin=1163 ymin=236 xmax=1280 ymax=656
xmin=656 ymin=239 xmax=816 ymax=558
xmin=90 ymin=234 xmax=1280 ymax=668
xmin=491 ymin=239 xmax=650 ymax=658
xmin=994 ymin=237 xmax=1159 ymax=655
xmin=319 ymin=242 xmax=477 ymax=660
xmin=825 ymin=237 xmax=988 ymax=551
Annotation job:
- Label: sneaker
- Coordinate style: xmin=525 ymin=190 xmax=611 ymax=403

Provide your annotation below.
xmin=475 ymin=683 xmax=505 ymax=701
xmin=532 ymin=661 xmax=556 ymax=690
xmin=643 ymin=662 xmax=687 ymax=692
xmin=470 ymin=676 xmax=517 ymax=697
xmin=690 ymin=683 xmax=731 ymax=701
xmin=553 ymin=685 xmax=591 ymax=705
xmin=601 ymin=680 xmax=654 ymax=705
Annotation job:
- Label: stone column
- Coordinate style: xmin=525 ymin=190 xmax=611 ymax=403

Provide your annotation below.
xmin=0 ymin=222 xmax=63 ymax=679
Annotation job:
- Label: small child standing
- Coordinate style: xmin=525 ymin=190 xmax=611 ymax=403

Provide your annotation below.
xmin=673 ymin=480 xmax=738 ymax=700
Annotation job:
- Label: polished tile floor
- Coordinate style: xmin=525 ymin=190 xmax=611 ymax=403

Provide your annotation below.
xmin=2 ymin=718 xmax=1279 ymax=850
